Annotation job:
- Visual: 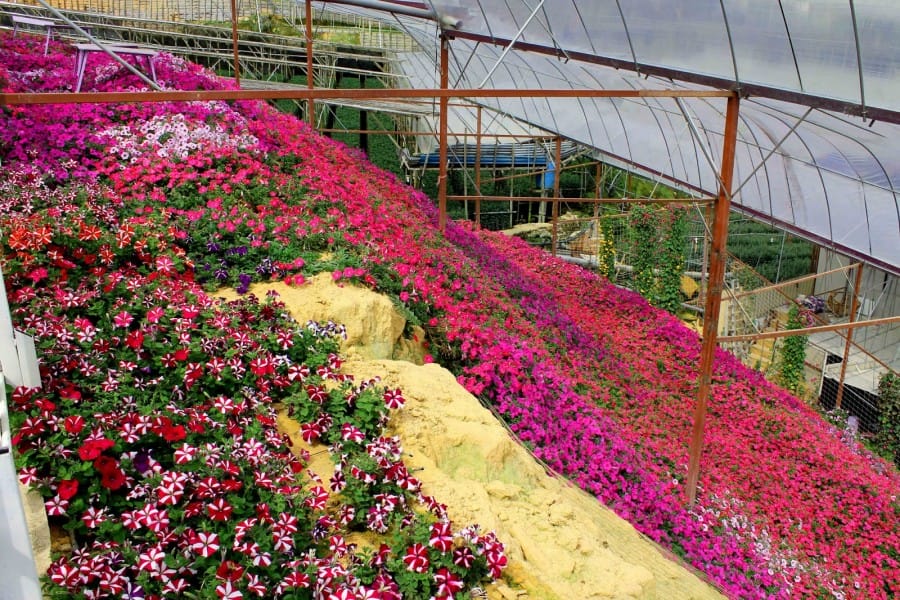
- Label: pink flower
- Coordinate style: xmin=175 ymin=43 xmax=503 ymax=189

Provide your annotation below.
xmin=402 ymin=543 xmax=429 ymax=573
xmin=112 ymin=310 xmax=133 ymax=328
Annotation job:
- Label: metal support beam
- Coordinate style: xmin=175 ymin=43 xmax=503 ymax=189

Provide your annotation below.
xmin=0 ymin=89 xmax=735 ymax=107
xmin=475 ymin=105 xmax=483 ymax=227
xmin=477 ymin=0 xmax=545 ymax=88
xmin=305 ymin=0 xmax=314 ymax=125
xmin=318 ymin=0 xmax=438 ymax=21
xmin=230 ymin=0 xmax=241 ymax=86
xmin=437 ymin=36 xmax=449 ymax=232
xmin=718 ymin=314 xmax=899 ymax=343
xmin=731 ymin=107 xmax=812 ymax=199
xmin=835 ymin=263 xmax=863 ymax=410
xmin=551 ymin=136 xmax=561 ymax=255
xmin=686 ymin=94 xmax=740 ymax=507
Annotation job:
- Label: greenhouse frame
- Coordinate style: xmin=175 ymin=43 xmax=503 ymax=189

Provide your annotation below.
xmin=1 ymin=1 xmax=899 ymax=597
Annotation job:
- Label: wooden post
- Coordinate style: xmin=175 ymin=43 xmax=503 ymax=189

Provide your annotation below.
xmin=835 ymin=263 xmax=863 ymax=410
xmin=438 ymin=36 xmax=449 ymax=232
xmin=686 ymin=94 xmax=740 ymax=507
xmin=230 ymin=0 xmax=240 ymax=86
xmin=305 ymin=0 xmax=315 ymax=126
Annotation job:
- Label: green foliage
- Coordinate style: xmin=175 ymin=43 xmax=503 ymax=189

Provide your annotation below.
xmin=627 ymin=206 xmax=687 ymax=314
xmin=875 ymin=372 xmax=900 ymax=468
xmin=776 ymin=306 xmax=808 ymax=397
xmin=726 ymin=218 xmax=814 ymax=283
xmin=629 ymin=205 xmax=659 ymax=300
xmin=597 ymin=217 xmax=616 ymax=280
xmin=656 ymin=207 xmax=688 ymax=313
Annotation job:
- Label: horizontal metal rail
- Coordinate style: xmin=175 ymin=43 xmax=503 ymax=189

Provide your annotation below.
xmin=718 ymin=315 xmax=900 ymax=344
xmin=0 ymin=87 xmax=736 ymax=106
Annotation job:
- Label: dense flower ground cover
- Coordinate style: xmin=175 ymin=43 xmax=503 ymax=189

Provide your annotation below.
xmin=1 ymin=31 xmax=898 ymax=599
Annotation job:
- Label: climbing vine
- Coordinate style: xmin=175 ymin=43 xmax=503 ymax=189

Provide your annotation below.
xmin=875 ymin=372 xmax=900 ymax=467
xmin=627 ymin=205 xmax=687 ymax=314
xmin=597 ymin=216 xmax=617 ymax=281
xmin=629 ymin=205 xmax=660 ymax=301
xmin=656 ymin=207 xmax=688 ymax=313
xmin=777 ymin=305 xmax=808 ymax=397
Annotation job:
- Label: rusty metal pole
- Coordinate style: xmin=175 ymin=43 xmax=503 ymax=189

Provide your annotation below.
xmin=686 ymin=94 xmax=740 ymax=507
xmin=835 ymin=263 xmax=863 ymax=410
xmin=551 ymin=136 xmax=562 ymax=255
xmin=230 ymin=0 xmax=240 ymax=86
xmin=305 ymin=0 xmax=315 ymax=126
xmin=475 ymin=105 xmax=482 ymax=227
xmin=438 ymin=35 xmax=450 ymax=232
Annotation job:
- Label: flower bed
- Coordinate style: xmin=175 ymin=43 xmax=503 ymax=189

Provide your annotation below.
xmin=1 ymin=34 xmax=505 ymax=600
xmin=1 ymin=31 xmax=898 ymax=599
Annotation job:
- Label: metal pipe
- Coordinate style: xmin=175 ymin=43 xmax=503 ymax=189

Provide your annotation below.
xmin=317 ymin=0 xmax=437 ymax=21
xmin=475 ymin=105 xmax=482 ymax=227
xmin=686 ymin=94 xmax=740 ymax=508
xmin=718 ymin=315 xmax=899 ymax=344
xmin=731 ymin=107 xmax=812 ymax=199
xmin=0 ymin=88 xmax=735 ymax=107
xmin=438 ymin=36 xmax=449 ymax=231
xmin=305 ymin=0 xmax=315 ymax=125
xmin=477 ymin=0 xmax=545 ymax=88
xmin=835 ymin=264 xmax=864 ymax=409
xmin=551 ymin=135 xmax=561 ymax=255
xmin=230 ymin=0 xmax=241 ymax=86
xmin=446 ymin=195 xmax=714 ymax=204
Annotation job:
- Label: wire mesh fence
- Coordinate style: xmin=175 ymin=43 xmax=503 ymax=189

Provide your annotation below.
xmin=549 ymin=203 xmax=897 ymax=439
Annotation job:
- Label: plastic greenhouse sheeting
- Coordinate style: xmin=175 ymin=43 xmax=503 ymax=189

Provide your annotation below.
xmin=318 ymin=1 xmax=900 ymax=274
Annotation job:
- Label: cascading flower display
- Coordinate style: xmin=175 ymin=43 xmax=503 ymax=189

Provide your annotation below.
xmin=1 ymin=29 xmax=897 ymax=599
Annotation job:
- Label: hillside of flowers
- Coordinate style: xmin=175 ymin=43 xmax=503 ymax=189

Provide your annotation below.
xmin=1 ymin=31 xmax=898 ymax=600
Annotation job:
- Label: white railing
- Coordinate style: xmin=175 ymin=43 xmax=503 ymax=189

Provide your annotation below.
xmin=0 ymin=373 xmax=43 ymax=600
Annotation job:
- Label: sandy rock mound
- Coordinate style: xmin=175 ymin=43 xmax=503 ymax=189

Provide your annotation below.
xmin=229 ymin=272 xmax=426 ymax=363
xmin=227 ymin=277 xmax=724 ymax=600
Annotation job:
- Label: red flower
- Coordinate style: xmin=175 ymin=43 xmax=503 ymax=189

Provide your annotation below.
xmin=383 ymin=388 xmax=405 ymax=410
xmin=402 ymin=543 xmax=429 ymax=573
xmin=100 ymin=469 xmax=126 ymax=491
xmin=93 ymin=455 xmax=119 ymax=475
xmin=161 ymin=423 xmax=186 ymax=442
xmin=452 ymin=547 xmax=474 ymax=569
xmin=57 ymin=479 xmax=79 ymax=501
xmin=78 ymin=438 xmax=114 ymax=461
xmin=215 ymin=580 xmax=243 ymax=600
xmin=113 ymin=311 xmax=133 ymax=328
xmin=207 ymin=498 xmax=233 ymax=521
xmin=434 ymin=568 xmax=464 ymax=597
xmin=63 ymin=415 xmax=85 ymax=434
xmin=125 ymin=330 xmax=144 ymax=349
xmin=428 ymin=522 xmax=454 ymax=553
xmin=215 ymin=560 xmax=245 ymax=582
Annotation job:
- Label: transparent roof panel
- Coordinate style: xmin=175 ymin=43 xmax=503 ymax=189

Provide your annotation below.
xmin=412 ymin=0 xmax=900 ymax=120
xmin=779 ymin=0 xmax=861 ymax=106
xmin=620 ymin=1 xmax=737 ymax=78
xmin=319 ymin=1 xmax=900 ymax=274
xmin=723 ymin=1 xmax=801 ymax=91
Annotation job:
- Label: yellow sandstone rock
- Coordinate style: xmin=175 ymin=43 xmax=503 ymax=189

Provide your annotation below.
xmin=224 ymin=276 xmax=725 ymax=600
